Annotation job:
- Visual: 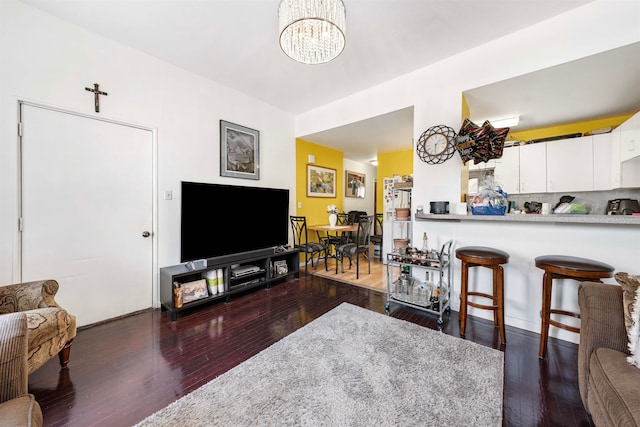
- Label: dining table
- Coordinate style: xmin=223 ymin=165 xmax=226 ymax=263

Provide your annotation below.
xmin=307 ymin=224 xmax=358 ymax=233
xmin=307 ymin=224 xmax=358 ymax=259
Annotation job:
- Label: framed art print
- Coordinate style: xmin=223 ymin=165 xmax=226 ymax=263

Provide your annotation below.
xmin=307 ymin=164 xmax=336 ymax=198
xmin=345 ymin=170 xmax=366 ymax=198
xmin=220 ymin=120 xmax=260 ymax=180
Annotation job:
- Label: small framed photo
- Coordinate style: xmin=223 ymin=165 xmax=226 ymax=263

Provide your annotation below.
xmin=220 ymin=120 xmax=260 ymax=180
xmin=273 ymin=260 xmax=288 ymax=276
xmin=345 ymin=170 xmax=366 ymax=198
xmin=307 ymin=164 xmax=336 ymax=198
xmin=179 ymin=279 xmax=209 ymax=304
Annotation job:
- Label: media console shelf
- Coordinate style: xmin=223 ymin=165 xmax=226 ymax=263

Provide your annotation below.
xmin=160 ymin=248 xmax=300 ymax=321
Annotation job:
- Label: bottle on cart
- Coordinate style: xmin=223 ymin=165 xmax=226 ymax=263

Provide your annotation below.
xmin=421 ymin=232 xmax=429 ymax=254
xmin=430 ymin=286 xmax=440 ymax=311
xmin=420 ymin=271 xmax=434 ymax=304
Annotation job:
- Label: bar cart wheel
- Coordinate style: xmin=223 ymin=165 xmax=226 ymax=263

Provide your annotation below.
xmin=385 ymin=302 xmax=390 ymax=313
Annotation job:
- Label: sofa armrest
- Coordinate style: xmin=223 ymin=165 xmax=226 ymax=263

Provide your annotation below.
xmin=0 ymin=280 xmax=60 ymax=314
xmin=578 ymin=281 xmax=628 ymax=411
xmin=0 ymin=312 xmax=28 ymax=402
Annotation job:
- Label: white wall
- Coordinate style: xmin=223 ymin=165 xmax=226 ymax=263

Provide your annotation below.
xmin=342 ymin=158 xmax=376 ymax=214
xmin=0 ymin=1 xmax=295 ymax=293
xmin=296 ymin=0 xmax=640 ymax=342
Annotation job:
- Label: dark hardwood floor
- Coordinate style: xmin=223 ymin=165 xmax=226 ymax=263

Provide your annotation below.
xmin=28 ymin=275 xmax=593 ymax=427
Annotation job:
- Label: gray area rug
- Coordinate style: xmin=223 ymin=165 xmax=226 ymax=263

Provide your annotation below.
xmin=136 ymin=303 xmax=503 ymax=426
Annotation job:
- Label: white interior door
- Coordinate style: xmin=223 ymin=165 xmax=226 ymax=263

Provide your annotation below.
xmin=20 ymin=103 xmax=153 ymax=327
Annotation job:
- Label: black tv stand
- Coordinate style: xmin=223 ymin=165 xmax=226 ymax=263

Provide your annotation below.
xmin=160 ymin=248 xmax=300 ymax=321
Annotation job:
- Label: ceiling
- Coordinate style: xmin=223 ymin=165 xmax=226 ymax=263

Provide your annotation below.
xmin=22 ymin=0 xmax=610 ymax=162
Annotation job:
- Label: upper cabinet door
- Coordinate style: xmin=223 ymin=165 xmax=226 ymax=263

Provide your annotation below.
xmin=546 ymin=136 xmax=594 ymax=193
xmin=494 ymin=146 xmax=519 ymax=194
xmin=619 ymin=111 xmax=640 ymax=162
xmin=593 ymin=133 xmax=613 ymax=191
xmin=519 ymin=143 xmax=546 ymax=194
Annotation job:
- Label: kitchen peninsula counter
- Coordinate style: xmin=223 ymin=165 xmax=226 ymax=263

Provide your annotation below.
xmin=415 ymin=213 xmax=640 ymax=225
xmin=410 ymin=211 xmax=639 ymax=347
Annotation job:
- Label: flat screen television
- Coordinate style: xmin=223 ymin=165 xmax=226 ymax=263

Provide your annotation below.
xmin=181 ymin=181 xmax=290 ymax=262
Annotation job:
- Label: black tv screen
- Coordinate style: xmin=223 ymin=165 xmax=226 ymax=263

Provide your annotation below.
xmin=181 ymin=181 xmax=290 ymax=262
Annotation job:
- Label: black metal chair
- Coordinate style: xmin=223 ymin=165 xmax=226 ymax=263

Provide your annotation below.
xmin=290 ymin=216 xmax=327 ymax=275
xmin=335 ymin=215 xmax=374 ymax=279
xmin=369 ymin=213 xmax=384 ymax=261
xmin=343 ymin=210 xmax=366 ymax=244
xmin=346 ymin=210 xmax=367 ymax=224
xmin=323 ymin=212 xmax=350 ymax=251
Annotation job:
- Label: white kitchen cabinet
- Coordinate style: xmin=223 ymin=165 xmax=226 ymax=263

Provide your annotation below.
xmin=609 ymin=111 xmax=640 ymax=188
xmin=593 ymin=133 xmax=613 ymax=190
xmin=611 ymin=130 xmax=622 ymax=188
xmin=519 ymin=143 xmax=546 ymax=193
xmin=546 ymin=136 xmax=594 ymax=192
xmin=494 ymin=146 xmax=519 ymax=194
xmin=619 ymin=111 xmax=640 ymax=162
xmin=621 ymin=157 xmax=640 ymax=188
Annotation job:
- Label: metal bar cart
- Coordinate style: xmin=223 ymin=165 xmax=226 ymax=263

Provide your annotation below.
xmin=385 ymin=239 xmax=454 ymax=325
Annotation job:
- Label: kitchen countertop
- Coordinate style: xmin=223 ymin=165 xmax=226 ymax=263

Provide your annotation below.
xmin=415 ymin=213 xmax=640 ymax=225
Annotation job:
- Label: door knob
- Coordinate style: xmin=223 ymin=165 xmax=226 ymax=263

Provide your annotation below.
xmin=142 ymin=231 xmax=151 ymax=238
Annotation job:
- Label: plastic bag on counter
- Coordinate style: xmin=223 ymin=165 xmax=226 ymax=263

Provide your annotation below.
xmin=470 ymin=178 xmax=508 ymax=216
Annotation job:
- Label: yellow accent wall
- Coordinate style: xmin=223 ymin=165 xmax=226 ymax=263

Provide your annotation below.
xmin=461 ymin=93 xmax=470 ymax=122
xmin=295 ymin=139 xmax=343 ymax=230
xmin=509 ymin=114 xmax=633 ymax=142
xmin=462 ymin=93 xmax=632 ymax=143
xmin=376 ymin=150 xmax=413 ymax=214
xmin=295 ymin=140 xmax=413 ymax=250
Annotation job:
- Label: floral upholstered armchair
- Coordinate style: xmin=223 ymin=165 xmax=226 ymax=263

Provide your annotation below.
xmin=0 ymin=312 xmax=43 ymax=426
xmin=0 ymin=280 xmax=77 ymax=374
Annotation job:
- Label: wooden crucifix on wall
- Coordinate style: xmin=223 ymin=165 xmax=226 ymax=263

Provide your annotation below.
xmin=85 ymin=83 xmax=108 ymax=113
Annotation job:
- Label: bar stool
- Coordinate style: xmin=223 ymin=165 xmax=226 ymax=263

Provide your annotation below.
xmin=456 ymin=246 xmax=510 ymax=344
xmin=535 ymin=255 xmax=614 ymax=358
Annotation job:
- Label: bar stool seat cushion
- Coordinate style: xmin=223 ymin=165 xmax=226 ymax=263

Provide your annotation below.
xmin=535 ymin=255 xmax=614 ymax=277
xmin=456 ymin=246 xmax=509 ymax=262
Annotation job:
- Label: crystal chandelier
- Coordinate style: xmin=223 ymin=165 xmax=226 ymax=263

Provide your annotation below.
xmin=278 ymin=0 xmax=346 ymax=65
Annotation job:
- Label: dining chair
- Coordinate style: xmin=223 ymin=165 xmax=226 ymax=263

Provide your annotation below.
xmin=346 ymin=210 xmax=367 ymax=224
xmin=290 ymin=216 xmax=327 ymax=274
xmin=335 ymin=215 xmax=374 ymax=279
xmin=369 ymin=213 xmax=384 ymax=261
xmin=323 ymin=212 xmax=350 ymax=253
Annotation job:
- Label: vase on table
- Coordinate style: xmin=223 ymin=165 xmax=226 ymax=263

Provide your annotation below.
xmin=329 ymin=213 xmax=337 ymax=228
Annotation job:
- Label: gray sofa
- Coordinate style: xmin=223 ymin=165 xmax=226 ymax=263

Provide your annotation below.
xmin=578 ymin=281 xmax=640 ymax=426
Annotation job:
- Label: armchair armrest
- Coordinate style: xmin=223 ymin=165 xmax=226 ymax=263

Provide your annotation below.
xmin=578 ymin=281 xmax=628 ymax=407
xmin=0 ymin=312 xmax=28 ymax=402
xmin=0 ymin=280 xmax=60 ymax=314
